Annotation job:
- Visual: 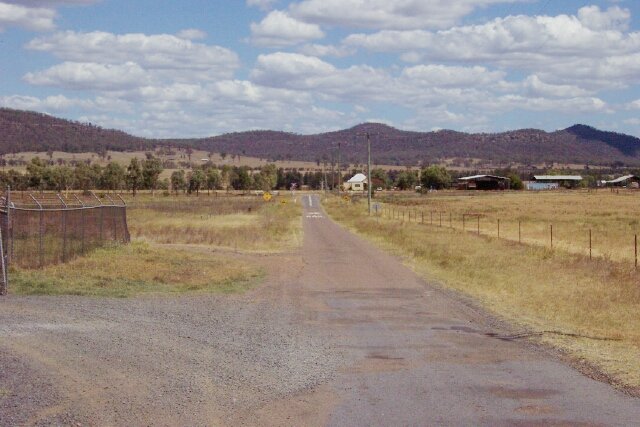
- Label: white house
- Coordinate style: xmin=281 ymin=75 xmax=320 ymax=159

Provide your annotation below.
xmin=344 ymin=173 xmax=368 ymax=192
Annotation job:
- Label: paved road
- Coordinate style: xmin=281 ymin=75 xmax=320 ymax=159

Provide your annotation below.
xmin=296 ymin=194 xmax=640 ymax=426
xmin=1 ymin=194 xmax=639 ymax=426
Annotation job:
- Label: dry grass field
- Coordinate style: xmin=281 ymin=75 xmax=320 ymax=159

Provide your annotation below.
xmin=378 ymin=189 xmax=640 ymax=264
xmin=12 ymin=242 xmax=263 ymax=297
xmin=7 ymin=150 xmax=420 ymax=177
xmin=126 ymin=193 xmax=302 ymax=252
xmin=11 ymin=193 xmax=302 ymax=297
xmin=324 ymin=192 xmax=640 ymax=389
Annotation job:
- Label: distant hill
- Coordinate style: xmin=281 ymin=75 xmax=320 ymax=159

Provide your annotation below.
xmin=0 ymin=108 xmax=150 ymax=153
xmin=2 ymin=108 xmax=640 ymax=167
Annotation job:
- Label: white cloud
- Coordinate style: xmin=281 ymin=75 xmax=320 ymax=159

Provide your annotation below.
xmin=298 ymin=43 xmax=355 ymax=57
xmin=0 ymin=94 xmax=94 ymax=111
xmin=250 ymin=10 xmax=324 ymax=47
xmin=0 ymin=2 xmax=56 ymax=31
xmin=24 ymin=62 xmax=149 ymax=90
xmin=246 ymin=0 xmax=277 ymax=11
xmin=577 ymin=5 xmax=629 ymax=31
xmin=0 ymin=0 xmax=98 ymax=31
xmin=176 ymin=28 xmax=207 ymax=40
xmin=289 ymin=0 xmax=515 ymax=30
xmin=627 ymin=100 xmax=640 ymax=110
xmin=27 ymin=31 xmax=239 ymax=78
xmin=343 ymin=6 xmax=640 ymax=90
xmin=400 ymin=65 xmax=506 ymax=88
xmin=523 ymin=75 xmax=592 ymax=98
xmin=250 ymin=52 xmax=611 ymax=119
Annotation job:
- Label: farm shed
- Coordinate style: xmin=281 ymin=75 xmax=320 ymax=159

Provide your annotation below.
xmin=531 ymin=175 xmax=583 ymax=189
xmin=604 ymin=175 xmax=640 ymax=188
xmin=457 ymin=175 xmax=510 ymax=190
xmin=344 ymin=173 xmax=368 ymax=192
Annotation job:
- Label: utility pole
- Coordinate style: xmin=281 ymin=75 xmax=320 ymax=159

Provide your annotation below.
xmin=355 ymin=133 xmax=374 ymax=215
xmin=337 ymin=142 xmax=342 ymax=195
xmin=367 ymin=133 xmax=372 ymax=215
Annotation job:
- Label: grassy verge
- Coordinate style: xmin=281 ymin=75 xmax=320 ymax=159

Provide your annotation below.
xmin=11 ymin=241 xmax=263 ymax=298
xmin=128 ymin=196 xmax=302 ymax=252
xmin=324 ymin=196 xmax=640 ymax=390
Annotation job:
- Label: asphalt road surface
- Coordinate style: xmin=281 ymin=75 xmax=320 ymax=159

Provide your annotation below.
xmin=1 ymin=194 xmax=639 ymax=426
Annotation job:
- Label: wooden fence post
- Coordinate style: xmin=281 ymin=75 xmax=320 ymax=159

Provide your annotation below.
xmin=518 ymin=220 xmax=521 ymax=244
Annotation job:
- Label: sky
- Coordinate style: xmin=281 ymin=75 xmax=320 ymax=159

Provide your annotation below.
xmin=1 ymin=0 xmax=640 ymax=138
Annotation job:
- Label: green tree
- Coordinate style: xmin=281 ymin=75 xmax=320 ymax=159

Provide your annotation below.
xmin=26 ymin=157 xmax=47 ymax=190
xmin=507 ymin=173 xmax=524 ymax=190
xmin=396 ymin=170 xmax=419 ymax=190
xmin=126 ymin=158 xmax=143 ymax=195
xmin=102 ymin=162 xmax=126 ymax=191
xmin=206 ymin=168 xmax=221 ymax=193
xmin=371 ymin=168 xmax=390 ymax=189
xmin=170 ymin=170 xmax=186 ymax=194
xmin=258 ymin=164 xmax=278 ymax=191
xmin=220 ymin=165 xmax=232 ymax=191
xmin=232 ymin=166 xmax=252 ymax=190
xmin=420 ymin=165 xmax=451 ymax=190
xmin=51 ymin=165 xmax=74 ymax=191
xmin=142 ymin=156 xmax=163 ymax=192
xmin=188 ymin=168 xmax=206 ymax=195
xmin=74 ymin=162 xmax=98 ymax=191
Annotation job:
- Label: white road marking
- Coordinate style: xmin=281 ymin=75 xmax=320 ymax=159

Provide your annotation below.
xmin=306 ymin=212 xmax=324 ymax=219
xmin=308 ymin=195 xmax=313 ymax=207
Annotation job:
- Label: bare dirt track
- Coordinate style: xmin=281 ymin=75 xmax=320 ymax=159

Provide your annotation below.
xmin=2 ymin=194 xmax=640 ymax=426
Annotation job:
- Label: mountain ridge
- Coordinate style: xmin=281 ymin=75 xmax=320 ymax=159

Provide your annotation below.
xmin=2 ymin=108 xmax=640 ymax=167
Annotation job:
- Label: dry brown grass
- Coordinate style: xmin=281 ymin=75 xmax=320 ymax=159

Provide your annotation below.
xmin=378 ymin=190 xmax=640 ymax=264
xmin=324 ymin=195 xmax=640 ymax=389
xmin=12 ymin=241 xmax=263 ymax=297
xmin=11 ymin=194 xmax=303 ymax=297
xmin=127 ymin=194 xmax=302 ymax=252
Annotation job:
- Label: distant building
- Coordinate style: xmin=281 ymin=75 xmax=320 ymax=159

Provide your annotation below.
xmin=457 ymin=175 xmax=510 ymax=190
xmin=603 ymin=175 xmax=640 ymax=188
xmin=529 ymin=175 xmax=583 ymax=189
xmin=344 ymin=173 xmax=367 ymax=192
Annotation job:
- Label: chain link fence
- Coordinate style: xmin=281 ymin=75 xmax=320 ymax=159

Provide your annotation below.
xmin=0 ymin=190 xmax=130 ymax=295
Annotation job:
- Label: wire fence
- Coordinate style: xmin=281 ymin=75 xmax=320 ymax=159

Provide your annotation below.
xmin=376 ymin=205 xmax=640 ymax=269
xmin=0 ymin=190 xmax=130 ymax=295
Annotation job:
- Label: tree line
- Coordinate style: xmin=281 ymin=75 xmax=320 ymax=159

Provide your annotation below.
xmin=8 ymin=155 xmax=604 ymax=194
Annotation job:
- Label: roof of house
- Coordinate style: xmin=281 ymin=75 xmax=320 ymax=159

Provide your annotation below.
xmin=605 ymin=175 xmax=639 ymax=184
xmin=533 ymin=175 xmax=583 ymax=181
xmin=347 ymin=173 xmax=368 ymax=183
xmin=458 ymin=174 xmax=510 ymax=181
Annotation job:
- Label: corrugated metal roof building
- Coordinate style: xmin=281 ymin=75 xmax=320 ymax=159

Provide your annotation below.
xmin=344 ymin=173 xmax=367 ymax=192
xmin=531 ymin=175 xmax=583 ymax=189
xmin=604 ymin=175 xmax=640 ymax=187
xmin=457 ymin=175 xmax=511 ymax=190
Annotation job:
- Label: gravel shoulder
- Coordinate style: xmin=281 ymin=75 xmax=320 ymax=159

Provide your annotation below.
xmin=0 ymin=251 xmax=341 ymax=426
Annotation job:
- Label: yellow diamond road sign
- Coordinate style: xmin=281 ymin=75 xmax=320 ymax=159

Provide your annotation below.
xmin=263 ymin=192 xmax=272 ymax=202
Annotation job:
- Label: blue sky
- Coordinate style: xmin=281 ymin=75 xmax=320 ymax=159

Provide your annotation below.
xmin=1 ymin=0 xmax=640 ymax=138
